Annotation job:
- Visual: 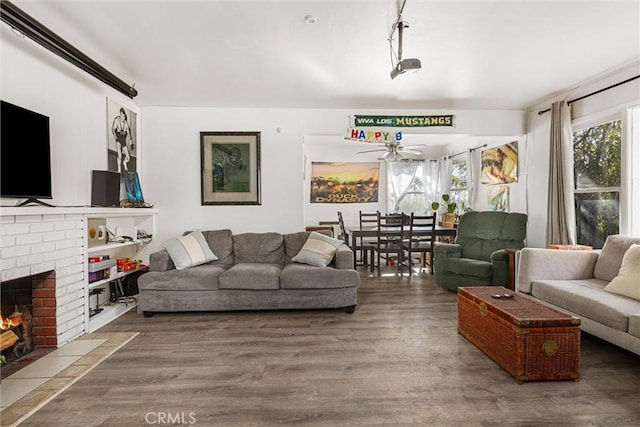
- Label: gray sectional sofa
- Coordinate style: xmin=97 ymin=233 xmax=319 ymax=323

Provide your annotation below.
xmin=517 ymin=235 xmax=640 ymax=356
xmin=137 ymin=229 xmax=359 ymax=316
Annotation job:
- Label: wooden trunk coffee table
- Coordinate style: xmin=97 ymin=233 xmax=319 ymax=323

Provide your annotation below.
xmin=457 ymin=286 xmax=581 ymax=384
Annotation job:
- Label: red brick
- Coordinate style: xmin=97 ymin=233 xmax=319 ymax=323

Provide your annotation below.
xmin=43 ymin=278 xmax=56 ymax=288
xmin=32 ymin=298 xmax=43 ymax=308
xmin=32 ymin=326 xmax=57 ymax=336
xmin=32 ymin=307 xmax=56 ymax=317
xmin=34 ymin=336 xmax=57 ymax=347
xmin=33 ymin=288 xmax=56 ymax=299
xmin=31 ymin=316 xmax=57 ymax=326
xmin=42 ymin=298 xmax=56 ymax=307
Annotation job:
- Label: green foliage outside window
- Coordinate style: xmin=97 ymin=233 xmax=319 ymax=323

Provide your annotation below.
xmin=573 ymin=120 xmax=621 ymax=248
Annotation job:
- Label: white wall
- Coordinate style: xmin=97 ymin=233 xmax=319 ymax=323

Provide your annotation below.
xmin=141 ymin=108 xmax=524 ymax=253
xmin=0 ymin=25 xmax=139 ymax=208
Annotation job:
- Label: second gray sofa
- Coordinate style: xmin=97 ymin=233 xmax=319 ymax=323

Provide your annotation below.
xmin=137 ymin=229 xmax=359 ymax=316
xmin=517 ymin=234 xmax=640 ymax=356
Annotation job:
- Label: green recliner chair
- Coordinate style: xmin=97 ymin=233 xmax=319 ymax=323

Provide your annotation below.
xmin=434 ymin=211 xmax=527 ymax=292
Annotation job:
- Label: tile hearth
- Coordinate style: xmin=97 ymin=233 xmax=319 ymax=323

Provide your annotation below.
xmin=0 ymin=332 xmax=137 ymax=426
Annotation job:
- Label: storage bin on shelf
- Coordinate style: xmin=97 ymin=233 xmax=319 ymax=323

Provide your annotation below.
xmin=117 ymin=257 xmax=141 ymax=272
xmin=88 ymin=256 xmax=116 ymax=283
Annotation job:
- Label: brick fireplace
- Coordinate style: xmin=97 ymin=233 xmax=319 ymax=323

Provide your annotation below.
xmin=1 ymin=270 xmax=57 ymax=349
xmin=0 ymin=211 xmax=87 ymax=348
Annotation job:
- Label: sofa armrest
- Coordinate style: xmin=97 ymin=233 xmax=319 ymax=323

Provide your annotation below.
xmin=433 ymin=243 xmax=462 ymax=278
xmin=490 ymin=249 xmax=509 ymax=287
xmin=517 ymin=248 xmax=599 ymax=294
xmin=334 ymin=244 xmax=354 ymax=269
xmin=149 ymin=249 xmax=176 ymax=272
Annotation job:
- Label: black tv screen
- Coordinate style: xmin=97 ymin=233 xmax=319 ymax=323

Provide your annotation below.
xmin=1 ymin=100 xmax=53 ymax=201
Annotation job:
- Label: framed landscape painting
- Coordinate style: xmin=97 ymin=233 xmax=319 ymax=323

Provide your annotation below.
xmin=200 ymin=131 xmax=261 ymax=205
xmin=310 ymin=162 xmax=379 ymax=203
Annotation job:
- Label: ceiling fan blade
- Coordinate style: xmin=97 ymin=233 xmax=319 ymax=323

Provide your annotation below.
xmin=378 ymin=151 xmax=392 ymax=160
xmin=403 ymin=144 xmax=428 ymax=149
xmin=401 ymin=149 xmax=422 ymax=155
xmin=356 ymin=149 xmax=386 ymax=154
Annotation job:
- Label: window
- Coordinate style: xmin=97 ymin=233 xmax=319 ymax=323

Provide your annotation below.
xmin=394 ymin=162 xmax=427 ymax=214
xmin=573 ymin=119 xmax=621 ymax=248
xmin=449 ymin=155 xmax=469 ymax=212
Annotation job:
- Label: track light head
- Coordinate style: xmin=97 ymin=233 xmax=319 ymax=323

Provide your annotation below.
xmin=390 ymin=58 xmax=422 ymax=79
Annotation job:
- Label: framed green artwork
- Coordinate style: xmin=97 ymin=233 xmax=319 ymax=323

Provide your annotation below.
xmin=200 ymin=131 xmax=261 ymax=205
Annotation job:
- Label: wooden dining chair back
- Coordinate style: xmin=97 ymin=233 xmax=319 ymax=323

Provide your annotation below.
xmin=372 ymin=212 xmax=406 ymax=276
xmin=402 ymin=213 xmax=437 ymax=275
xmin=337 ymin=211 xmax=348 ymax=243
xmin=357 ymin=210 xmax=379 ymax=267
xmin=440 ymin=213 xmax=457 ymax=243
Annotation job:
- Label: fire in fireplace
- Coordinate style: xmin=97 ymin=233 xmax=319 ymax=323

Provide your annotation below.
xmin=1 ymin=276 xmax=36 ymax=369
xmin=1 ymin=270 xmax=58 ymax=378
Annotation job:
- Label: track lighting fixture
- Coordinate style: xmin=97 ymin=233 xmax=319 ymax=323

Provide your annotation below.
xmin=389 ymin=1 xmax=421 ymax=80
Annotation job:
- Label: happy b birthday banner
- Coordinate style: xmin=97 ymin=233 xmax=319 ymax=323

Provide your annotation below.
xmin=345 ymin=128 xmax=402 ymax=143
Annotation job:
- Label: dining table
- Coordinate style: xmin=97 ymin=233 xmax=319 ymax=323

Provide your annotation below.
xmin=346 ymin=224 xmax=457 ymax=268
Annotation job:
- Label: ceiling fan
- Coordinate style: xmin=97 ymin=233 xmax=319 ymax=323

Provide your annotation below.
xmin=356 ymin=140 xmax=425 ymax=161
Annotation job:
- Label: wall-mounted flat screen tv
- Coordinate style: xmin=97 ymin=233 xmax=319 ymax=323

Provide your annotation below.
xmin=1 ymin=100 xmax=53 ymax=206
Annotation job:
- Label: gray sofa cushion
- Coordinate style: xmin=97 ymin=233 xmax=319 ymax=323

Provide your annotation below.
xmin=201 ymin=229 xmax=235 ymax=267
xmin=139 ymin=264 xmax=226 ymax=291
xmin=233 ymin=232 xmax=285 ymax=264
xmin=280 ymin=263 xmax=359 ymax=290
xmin=219 ymin=263 xmax=282 ymax=290
xmin=531 ymin=278 xmax=640 ymax=332
xmin=593 ymin=234 xmax=640 ymax=281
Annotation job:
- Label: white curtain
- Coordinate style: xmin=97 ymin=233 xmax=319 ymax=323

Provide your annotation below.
xmin=387 ymin=161 xmax=419 ymax=212
xmin=438 ymin=157 xmax=452 ymax=200
xmin=466 ymin=149 xmax=481 ymax=211
xmin=422 ymin=160 xmax=440 ymax=211
xmin=546 ymin=100 xmax=576 ymax=245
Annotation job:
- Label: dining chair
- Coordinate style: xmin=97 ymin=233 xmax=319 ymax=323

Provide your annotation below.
xmin=439 ymin=213 xmax=457 ymax=243
xmin=372 ymin=212 xmax=406 ymax=276
xmin=337 ymin=211 xmax=348 ymax=243
xmin=357 ymin=210 xmax=378 ymax=268
xmin=402 ymin=213 xmax=437 ymax=275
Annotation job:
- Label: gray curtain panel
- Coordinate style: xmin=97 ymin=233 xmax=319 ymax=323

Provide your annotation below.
xmin=546 ymin=100 xmax=576 ymax=245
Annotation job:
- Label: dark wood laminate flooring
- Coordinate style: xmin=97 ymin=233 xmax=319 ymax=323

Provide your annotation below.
xmin=16 ymin=267 xmax=640 ymax=426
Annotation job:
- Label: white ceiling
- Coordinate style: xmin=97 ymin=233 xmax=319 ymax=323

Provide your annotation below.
xmin=7 ymin=0 xmax=640 ymax=110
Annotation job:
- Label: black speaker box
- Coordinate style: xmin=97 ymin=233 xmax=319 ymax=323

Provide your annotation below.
xmin=91 ymin=170 xmax=121 ymax=207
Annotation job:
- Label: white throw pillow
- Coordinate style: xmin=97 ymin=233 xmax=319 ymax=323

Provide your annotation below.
xmin=604 ymin=244 xmax=640 ymax=301
xmin=292 ymin=231 xmax=344 ymax=267
xmin=162 ymin=230 xmax=218 ymax=270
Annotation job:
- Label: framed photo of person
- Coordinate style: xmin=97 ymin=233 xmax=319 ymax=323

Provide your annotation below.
xmin=200 ymin=131 xmax=261 ymax=205
xmin=107 ymin=98 xmax=138 ymax=174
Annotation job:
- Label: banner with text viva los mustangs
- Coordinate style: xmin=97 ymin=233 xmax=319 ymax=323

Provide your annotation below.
xmin=353 ymin=115 xmax=455 ymax=127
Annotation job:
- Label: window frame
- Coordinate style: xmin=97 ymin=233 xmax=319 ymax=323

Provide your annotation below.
xmin=449 ymin=154 xmax=469 ymax=212
xmin=571 ymin=107 xmax=631 ymax=246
